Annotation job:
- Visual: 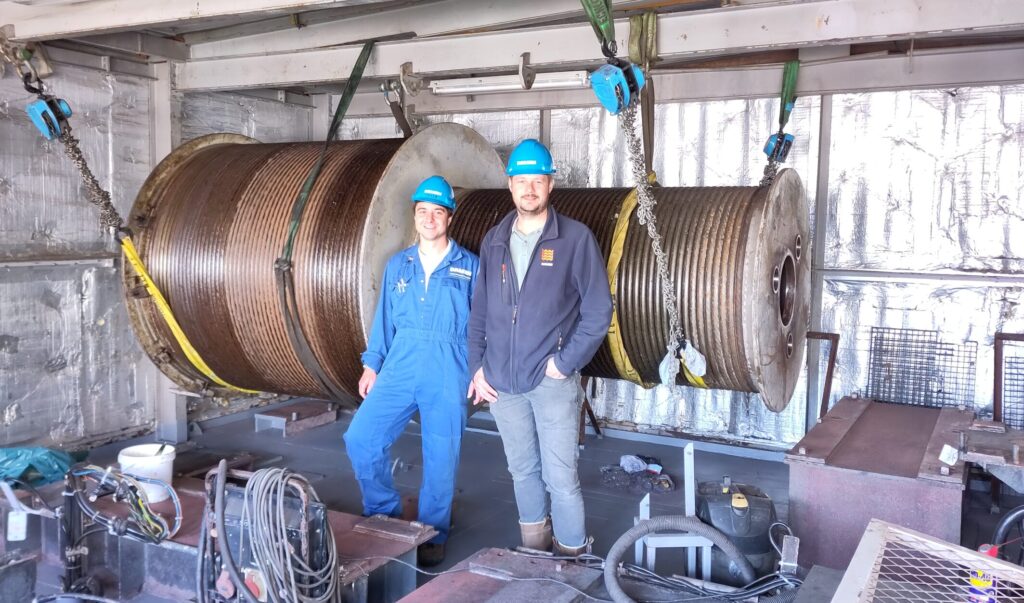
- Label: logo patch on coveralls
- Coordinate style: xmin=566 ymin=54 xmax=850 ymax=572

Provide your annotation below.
xmin=448 ymin=267 xmax=472 ymax=280
xmin=395 ymin=278 xmax=408 ymax=294
xmin=540 ymin=248 xmax=555 ymax=266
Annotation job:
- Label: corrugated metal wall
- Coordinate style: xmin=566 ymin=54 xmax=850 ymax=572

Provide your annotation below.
xmin=820 ymin=86 xmax=1024 ymax=416
xmin=180 ymin=91 xmax=314 ymax=143
xmin=0 ymin=66 xmax=154 ymax=448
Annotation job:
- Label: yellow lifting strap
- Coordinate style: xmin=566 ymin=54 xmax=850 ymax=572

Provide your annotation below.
xmin=606 ymin=174 xmax=708 ymax=389
xmin=121 ymin=236 xmax=260 ymax=394
xmin=605 ymin=178 xmax=653 ymax=388
xmin=683 ymin=364 xmax=708 ymax=389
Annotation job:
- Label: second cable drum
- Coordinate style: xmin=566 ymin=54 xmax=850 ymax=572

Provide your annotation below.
xmin=451 ymin=171 xmax=809 ymax=412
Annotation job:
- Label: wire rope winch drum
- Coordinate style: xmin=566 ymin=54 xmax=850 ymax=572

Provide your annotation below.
xmin=451 ymin=170 xmax=810 ymax=412
xmin=125 ymin=122 xmax=809 ymax=412
xmin=124 ymin=123 xmax=506 ymax=401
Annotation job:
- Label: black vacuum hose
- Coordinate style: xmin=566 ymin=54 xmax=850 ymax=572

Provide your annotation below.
xmin=992 ymin=504 xmax=1024 ymax=561
xmin=603 ymin=515 xmax=758 ymax=603
xmin=758 ymin=587 xmax=799 ymax=603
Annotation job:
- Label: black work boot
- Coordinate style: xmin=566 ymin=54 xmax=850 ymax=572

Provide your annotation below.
xmin=417 ymin=542 xmax=446 ymax=567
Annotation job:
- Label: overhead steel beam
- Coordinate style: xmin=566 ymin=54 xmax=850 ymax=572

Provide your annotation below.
xmin=237 ymin=88 xmax=317 ymax=107
xmin=189 ymin=0 xmax=684 ymax=60
xmin=43 ymin=43 xmax=154 ymax=79
xmin=2 ymin=0 xmax=399 ymax=42
xmin=330 ymin=44 xmax=1024 ymax=116
xmin=174 ymin=0 xmax=1024 ymax=92
xmin=183 ymin=0 xmax=446 ymax=46
xmin=72 ymin=33 xmax=189 ymax=61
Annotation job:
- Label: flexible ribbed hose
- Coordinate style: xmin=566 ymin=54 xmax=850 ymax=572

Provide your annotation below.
xmin=758 ymin=588 xmax=799 ymax=603
xmin=992 ymin=504 xmax=1024 ymax=560
xmin=603 ymin=515 xmax=757 ymax=603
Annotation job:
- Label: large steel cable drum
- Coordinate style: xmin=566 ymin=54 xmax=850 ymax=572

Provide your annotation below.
xmin=125 ymin=122 xmax=809 ymax=412
xmin=451 ymin=170 xmax=809 ymax=412
xmin=124 ymin=124 xmax=506 ymax=400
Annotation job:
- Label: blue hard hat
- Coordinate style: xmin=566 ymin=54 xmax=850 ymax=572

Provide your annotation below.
xmin=411 ymin=175 xmax=456 ymax=212
xmin=506 ymin=139 xmax=556 ymax=176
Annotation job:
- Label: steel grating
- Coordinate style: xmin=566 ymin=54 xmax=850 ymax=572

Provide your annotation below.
xmin=834 ymin=520 xmax=1024 ymax=602
xmin=1003 ymin=355 xmax=1024 ymax=430
xmin=865 ymin=327 xmax=977 ymax=408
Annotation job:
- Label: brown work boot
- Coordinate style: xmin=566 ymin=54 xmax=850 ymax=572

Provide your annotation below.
xmin=519 ymin=517 xmax=553 ymax=551
xmin=553 ymin=536 xmax=593 ymax=557
xmin=417 ymin=542 xmax=446 ymax=567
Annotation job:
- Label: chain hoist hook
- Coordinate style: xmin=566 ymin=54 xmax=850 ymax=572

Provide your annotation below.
xmin=22 ymin=67 xmax=44 ymax=96
xmin=601 ymin=39 xmax=618 ymax=59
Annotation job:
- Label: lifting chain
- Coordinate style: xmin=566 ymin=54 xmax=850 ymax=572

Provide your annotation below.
xmin=760 ymin=155 xmax=781 ymax=188
xmin=59 ymin=129 xmax=125 ymax=232
xmin=619 ymin=102 xmax=687 ymax=385
xmin=0 ymin=32 xmax=25 ymax=79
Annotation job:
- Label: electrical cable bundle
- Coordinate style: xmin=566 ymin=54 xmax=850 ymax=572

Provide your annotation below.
xmin=511 ymin=548 xmax=801 ymax=602
xmin=203 ymin=463 xmax=341 ymax=603
xmin=618 ymin=565 xmax=802 ymax=601
xmin=69 ymin=464 xmax=182 ymax=544
xmin=241 ymin=467 xmax=340 ymax=603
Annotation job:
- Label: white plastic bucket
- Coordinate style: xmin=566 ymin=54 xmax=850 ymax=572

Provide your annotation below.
xmin=117 ymin=443 xmax=175 ymax=503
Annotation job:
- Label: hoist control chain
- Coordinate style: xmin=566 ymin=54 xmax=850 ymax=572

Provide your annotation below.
xmin=60 ymin=130 xmax=125 ymax=231
xmin=620 ymin=103 xmax=688 ymax=385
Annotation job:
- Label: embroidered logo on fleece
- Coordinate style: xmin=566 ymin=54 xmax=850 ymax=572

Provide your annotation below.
xmin=540 ymin=248 xmax=555 ymax=266
xmin=449 ymin=267 xmax=473 ymax=280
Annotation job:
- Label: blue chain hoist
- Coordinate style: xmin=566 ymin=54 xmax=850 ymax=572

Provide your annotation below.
xmin=580 ymin=0 xmax=646 ymax=115
xmin=761 ymin=60 xmax=800 ymax=185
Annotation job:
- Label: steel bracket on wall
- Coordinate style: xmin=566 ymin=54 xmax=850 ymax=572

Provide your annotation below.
xmin=518 ymin=52 xmax=535 ymax=90
xmin=399 ymin=61 xmax=422 ymax=97
xmin=380 ymin=79 xmax=416 ymax=138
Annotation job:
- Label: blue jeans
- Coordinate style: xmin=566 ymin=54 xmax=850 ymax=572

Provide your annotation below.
xmin=343 ymin=356 xmax=468 ymax=544
xmin=490 ymin=374 xmax=585 ymax=548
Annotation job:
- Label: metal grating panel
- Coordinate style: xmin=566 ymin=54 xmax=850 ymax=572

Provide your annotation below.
xmin=865 ymin=327 xmax=977 ymax=408
xmin=834 ymin=520 xmax=1024 ymax=603
xmin=1004 ymin=354 xmax=1024 ymax=430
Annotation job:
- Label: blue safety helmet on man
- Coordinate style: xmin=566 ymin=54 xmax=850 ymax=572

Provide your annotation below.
xmin=411 ymin=175 xmax=457 ymax=212
xmin=506 ymin=139 xmax=557 ymax=177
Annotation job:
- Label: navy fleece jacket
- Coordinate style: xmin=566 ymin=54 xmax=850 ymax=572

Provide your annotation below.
xmin=467 ymin=206 xmax=612 ymax=394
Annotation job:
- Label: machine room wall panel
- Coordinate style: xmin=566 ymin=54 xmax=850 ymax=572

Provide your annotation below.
xmin=0 ymin=66 xmax=155 ymax=447
xmin=827 ymin=85 xmax=1024 ymax=275
xmin=0 ymin=67 xmax=149 ymax=260
xmin=180 ymin=91 xmax=315 ymax=143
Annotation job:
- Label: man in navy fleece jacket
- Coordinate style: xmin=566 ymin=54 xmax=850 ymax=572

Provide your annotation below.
xmin=467 ymin=139 xmax=612 ymax=555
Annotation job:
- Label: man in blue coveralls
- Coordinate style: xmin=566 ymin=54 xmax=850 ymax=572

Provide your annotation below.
xmin=468 ymin=140 xmax=612 ymax=556
xmin=344 ymin=175 xmax=478 ymax=567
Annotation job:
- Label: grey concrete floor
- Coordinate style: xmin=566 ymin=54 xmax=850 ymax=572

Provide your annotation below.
xmin=132 ymin=403 xmax=791 ymax=571
xmin=59 ymin=399 xmax=789 ymax=602
xmin=37 ymin=400 xmax=1021 ymax=602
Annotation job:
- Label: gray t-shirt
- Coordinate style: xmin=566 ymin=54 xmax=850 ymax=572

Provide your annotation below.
xmin=510 ymin=220 xmax=542 ymax=291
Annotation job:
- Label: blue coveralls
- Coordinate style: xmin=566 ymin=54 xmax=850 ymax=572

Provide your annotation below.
xmin=343 ymin=241 xmax=478 ymax=543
